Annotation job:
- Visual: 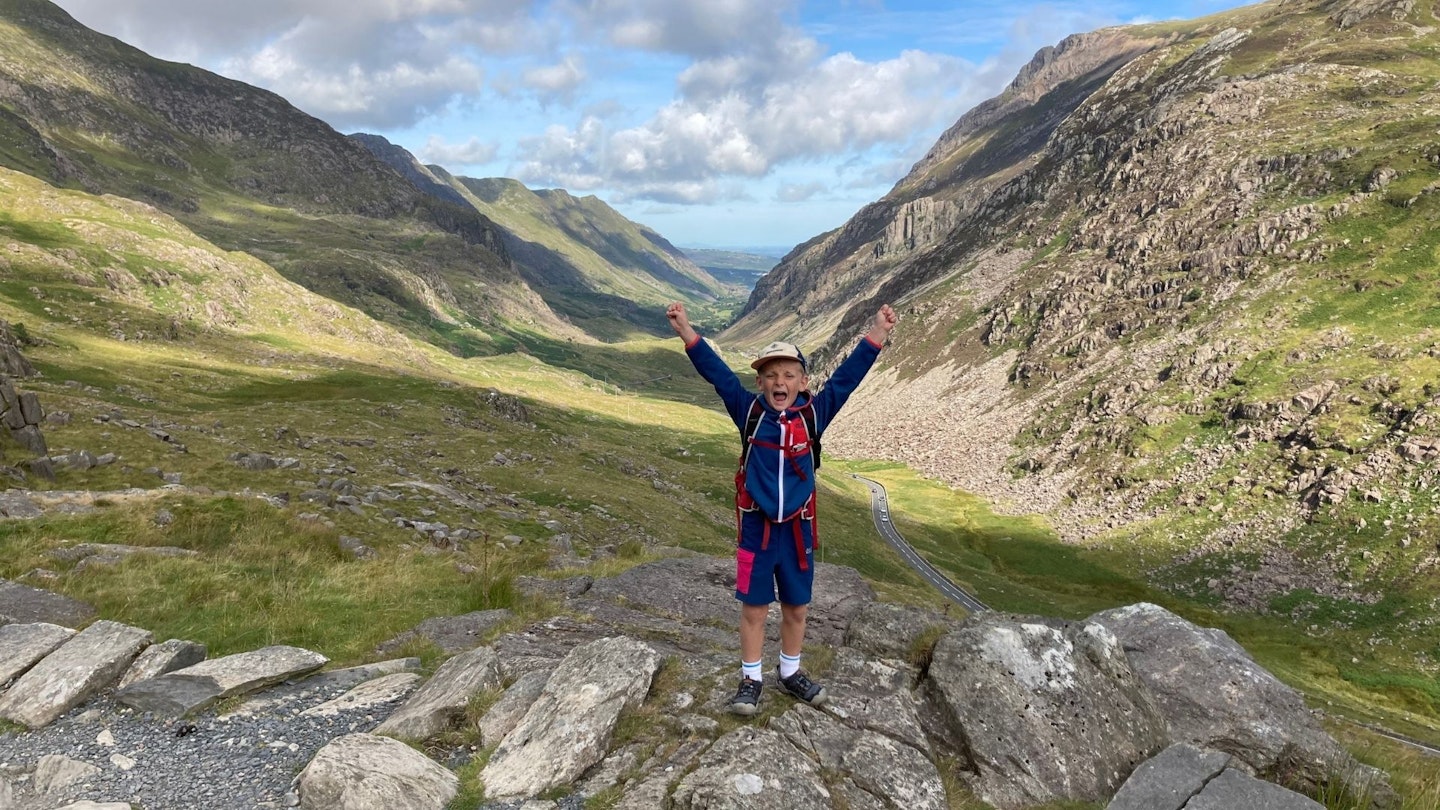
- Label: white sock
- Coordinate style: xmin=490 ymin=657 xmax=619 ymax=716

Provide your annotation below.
xmin=779 ymin=651 xmax=801 ymax=679
xmin=742 ymin=659 xmax=762 ymax=681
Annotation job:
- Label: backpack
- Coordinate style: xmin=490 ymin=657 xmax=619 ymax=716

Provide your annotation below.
xmin=739 ymin=395 xmax=820 ymax=470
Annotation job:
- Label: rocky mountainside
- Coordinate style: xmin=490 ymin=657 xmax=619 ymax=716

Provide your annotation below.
xmin=732 ymin=0 xmax=1440 ymax=612
xmin=0 ymin=556 xmax=1388 ymax=810
xmin=0 ymin=0 xmax=579 ymax=352
xmin=350 ymin=147 xmax=743 ymax=339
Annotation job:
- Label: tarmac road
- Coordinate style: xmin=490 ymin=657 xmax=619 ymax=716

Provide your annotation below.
xmin=849 ymin=473 xmax=989 ymax=613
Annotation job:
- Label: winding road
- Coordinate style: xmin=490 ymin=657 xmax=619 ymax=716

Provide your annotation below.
xmin=850 ymin=475 xmax=1440 ymax=759
xmin=849 ymin=473 xmax=989 ymax=613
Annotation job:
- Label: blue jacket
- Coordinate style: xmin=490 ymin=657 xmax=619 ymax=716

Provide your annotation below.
xmin=686 ymin=334 xmax=883 ymax=522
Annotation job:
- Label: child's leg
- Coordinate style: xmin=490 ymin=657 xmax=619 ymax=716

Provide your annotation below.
xmin=739 ymin=602 xmax=768 ymax=667
xmin=779 ymin=602 xmax=808 ymax=658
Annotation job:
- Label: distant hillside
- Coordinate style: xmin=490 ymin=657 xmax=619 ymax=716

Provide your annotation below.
xmin=0 ymin=0 xmax=577 ymax=354
xmin=349 ymin=133 xmax=745 ymax=338
xmin=725 ymin=0 xmax=1440 ymax=659
xmin=679 ymin=248 xmax=781 ymax=290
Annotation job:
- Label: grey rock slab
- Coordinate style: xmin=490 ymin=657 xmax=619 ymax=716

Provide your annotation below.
xmin=820 ymin=646 xmax=930 ymax=754
xmin=373 ymin=609 xmax=513 ymax=655
xmin=113 ymin=644 xmax=327 ymax=717
xmin=298 ymin=733 xmax=457 ymax=810
xmin=53 ymin=803 xmax=134 ymax=810
xmin=0 ymin=620 xmax=151 ymax=729
xmin=1185 ymin=768 xmax=1325 ymax=810
xmin=0 ymin=622 xmax=75 ymax=687
xmin=924 ymin=613 xmax=1168 ymax=810
xmin=670 ymin=726 xmax=832 ymax=810
xmin=374 ymin=645 xmax=502 ymax=740
xmin=0 ymin=492 xmax=43 ymax=519
xmin=299 ymin=672 xmax=422 ymax=717
xmin=1107 ymin=742 xmax=1232 ymax=810
xmin=608 ymin=739 xmax=710 ymax=810
xmin=33 ymin=753 xmax=102 ymax=793
xmin=774 ymin=704 xmax=947 ymax=810
xmin=480 ymin=636 xmax=662 ymax=799
xmin=1090 ymin=602 xmax=1357 ymax=788
xmin=226 ymin=657 xmax=421 ymax=718
xmin=115 ymin=638 xmax=207 ymax=690
xmin=478 ymin=669 xmax=548 ymax=748
xmin=0 ymin=579 xmax=94 ymax=625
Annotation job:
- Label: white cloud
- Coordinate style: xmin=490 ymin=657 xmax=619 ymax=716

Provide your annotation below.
xmin=57 ymin=0 xmax=533 ymax=129
xmin=776 ymin=182 xmax=828 ymax=203
xmin=420 ymin=135 xmax=500 ymax=167
xmin=516 ymin=44 xmax=984 ymax=200
xmin=573 ymin=0 xmax=799 ymax=57
xmin=522 ymin=54 xmax=588 ymax=104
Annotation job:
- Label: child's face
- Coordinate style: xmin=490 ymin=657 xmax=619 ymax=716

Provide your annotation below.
xmin=755 ymin=359 xmax=808 ymax=410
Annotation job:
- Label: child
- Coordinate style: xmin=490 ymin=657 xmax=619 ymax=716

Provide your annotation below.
xmin=666 ymin=301 xmax=898 ymax=715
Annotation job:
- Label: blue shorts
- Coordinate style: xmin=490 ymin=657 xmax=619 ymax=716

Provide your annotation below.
xmin=734 ymin=510 xmax=814 ymax=606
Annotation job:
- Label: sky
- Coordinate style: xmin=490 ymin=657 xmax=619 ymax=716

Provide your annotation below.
xmin=52 ymin=0 xmax=1253 ymax=251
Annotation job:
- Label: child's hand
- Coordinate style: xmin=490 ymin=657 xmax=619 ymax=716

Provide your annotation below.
xmin=868 ymin=304 xmax=897 ymax=344
xmin=667 ymin=302 xmax=698 ymax=343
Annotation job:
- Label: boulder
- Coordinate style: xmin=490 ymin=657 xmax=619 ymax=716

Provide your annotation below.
xmin=477 ymin=669 xmax=549 ymax=747
xmin=842 ymin=601 xmax=957 ymax=661
xmin=1090 ymin=603 xmax=1367 ymax=791
xmin=479 ymin=636 xmax=662 ymax=799
xmin=1186 ymin=768 xmax=1325 ymax=809
xmin=373 ymin=645 xmax=502 ymax=740
xmin=299 ymin=672 xmax=422 ymax=717
xmin=922 ymin=613 xmax=1167 ymax=809
xmin=298 ymin=733 xmax=457 ymax=810
xmin=0 ymin=620 xmax=151 ymax=728
xmin=113 ymin=645 xmax=327 ymax=717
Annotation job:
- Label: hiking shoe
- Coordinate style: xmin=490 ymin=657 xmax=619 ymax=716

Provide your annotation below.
xmin=776 ymin=667 xmax=827 ymax=706
xmin=728 ymin=677 xmax=763 ymax=716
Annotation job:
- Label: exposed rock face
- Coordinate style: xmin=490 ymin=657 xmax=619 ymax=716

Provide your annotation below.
xmin=479 ymin=636 xmax=663 ymax=799
xmin=0 ymin=620 xmax=151 ymax=728
xmin=924 ymin=613 xmax=1168 ymax=808
xmin=113 ymin=645 xmax=327 ymax=717
xmin=0 ymin=322 xmax=37 ymax=378
xmin=297 ymin=733 xmax=458 ymax=810
xmin=1109 ymin=742 xmax=1326 ymax=810
xmin=0 ymin=560 xmax=1387 ymax=809
xmin=372 ymin=645 xmax=503 ymax=740
xmin=1090 ymin=603 xmax=1370 ymax=792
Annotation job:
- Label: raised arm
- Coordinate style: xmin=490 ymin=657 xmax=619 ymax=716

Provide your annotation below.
xmin=667 ymin=301 xmax=699 ymax=346
xmin=866 ymin=304 xmax=898 ymax=346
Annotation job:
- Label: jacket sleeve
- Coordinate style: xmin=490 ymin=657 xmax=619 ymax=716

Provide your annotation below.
xmin=684 ymin=335 xmax=756 ymax=428
xmin=810 ymin=336 xmax=883 ymax=432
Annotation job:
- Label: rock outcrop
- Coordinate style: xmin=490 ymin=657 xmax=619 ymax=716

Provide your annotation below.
xmin=0 ymin=559 xmax=1380 ymax=810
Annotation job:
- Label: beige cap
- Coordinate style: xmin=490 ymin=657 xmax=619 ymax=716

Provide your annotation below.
xmin=750 ymin=341 xmax=807 ymax=371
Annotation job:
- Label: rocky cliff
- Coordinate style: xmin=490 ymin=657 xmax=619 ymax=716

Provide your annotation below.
xmin=728 ymin=0 xmax=1440 ymax=612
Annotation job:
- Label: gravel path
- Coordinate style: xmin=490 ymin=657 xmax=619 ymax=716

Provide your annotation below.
xmin=0 ymin=690 xmax=408 ymax=810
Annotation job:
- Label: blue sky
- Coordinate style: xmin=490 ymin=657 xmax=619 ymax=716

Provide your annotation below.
xmin=53 ymin=0 xmax=1253 ymax=250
